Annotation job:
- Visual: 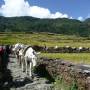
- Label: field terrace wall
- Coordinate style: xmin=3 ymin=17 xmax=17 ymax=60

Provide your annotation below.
xmin=32 ymin=45 xmax=90 ymax=53
xmin=47 ymin=47 xmax=90 ymax=53
xmin=36 ymin=58 xmax=90 ymax=90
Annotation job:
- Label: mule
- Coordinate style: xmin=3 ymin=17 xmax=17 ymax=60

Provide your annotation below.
xmin=12 ymin=43 xmax=25 ymax=65
xmin=24 ymin=46 xmax=37 ymax=77
xmin=13 ymin=43 xmax=39 ymax=77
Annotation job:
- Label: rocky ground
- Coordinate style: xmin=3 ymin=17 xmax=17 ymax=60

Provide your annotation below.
xmin=1 ymin=57 xmax=54 ymax=90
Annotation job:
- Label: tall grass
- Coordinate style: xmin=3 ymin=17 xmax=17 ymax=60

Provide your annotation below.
xmin=54 ymin=76 xmax=78 ymax=90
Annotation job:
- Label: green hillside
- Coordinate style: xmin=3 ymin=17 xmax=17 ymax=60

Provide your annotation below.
xmin=0 ymin=16 xmax=90 ymax=37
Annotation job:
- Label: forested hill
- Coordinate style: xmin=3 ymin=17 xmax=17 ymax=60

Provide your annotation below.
xmin=0 ymin=16 xmax=90 ymax=37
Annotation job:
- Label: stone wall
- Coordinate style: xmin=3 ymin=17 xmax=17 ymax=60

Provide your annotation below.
xmin=36 ymin=58 xmax=90 ymax=90
xmin=32 ymin=45 xmax=90 ymax=53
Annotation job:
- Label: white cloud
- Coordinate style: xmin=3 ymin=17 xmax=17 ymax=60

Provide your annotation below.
xmin=27 ymin=6 xmax=51 ymax=18
xmin=87 ymin=14 xmax=90 ymax=18
xmin=0 ymin=0 xmax=30 ymax=17
xmin=50 ymin=12 xmax=69 ymax=19
xmin=0 ymin=0 xmax=70 ymax=19
xmin=77 ymin=16 xmax=84 ymax=21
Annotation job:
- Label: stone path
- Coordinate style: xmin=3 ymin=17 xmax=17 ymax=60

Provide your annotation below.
xmin=6 ymin=57 xmax=54 ymax=90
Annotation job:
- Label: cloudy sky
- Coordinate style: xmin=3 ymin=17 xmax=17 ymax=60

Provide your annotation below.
xmin=0 ymin=0 xmax=90 ymax=20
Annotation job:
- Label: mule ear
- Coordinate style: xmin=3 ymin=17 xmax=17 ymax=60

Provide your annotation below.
xmin=37 ymin=52 xmax=41 ymax=55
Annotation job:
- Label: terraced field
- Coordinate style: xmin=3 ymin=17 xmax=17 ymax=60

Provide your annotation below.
xmin=0 ymin=32 xmax=90 ymax=64
xmin=40 ymin=53 xmax=90 ymax=64
xmin=0 ymin=32 xmax=90 ymax=47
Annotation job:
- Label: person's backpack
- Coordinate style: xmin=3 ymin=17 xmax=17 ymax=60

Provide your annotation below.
xmin=0 ymin=47 xmax=4 ymax=55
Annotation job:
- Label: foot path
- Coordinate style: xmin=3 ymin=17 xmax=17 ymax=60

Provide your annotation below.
xmin=6 ymin=57 xmax=54 ymax=90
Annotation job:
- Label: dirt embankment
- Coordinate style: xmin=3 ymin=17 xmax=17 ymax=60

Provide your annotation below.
xmin=36 ymin=57 xmax=90 ymax=90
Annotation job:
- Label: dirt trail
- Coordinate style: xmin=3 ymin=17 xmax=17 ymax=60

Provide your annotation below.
xmin=5 ymin=57 xmax=54 ymax=90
